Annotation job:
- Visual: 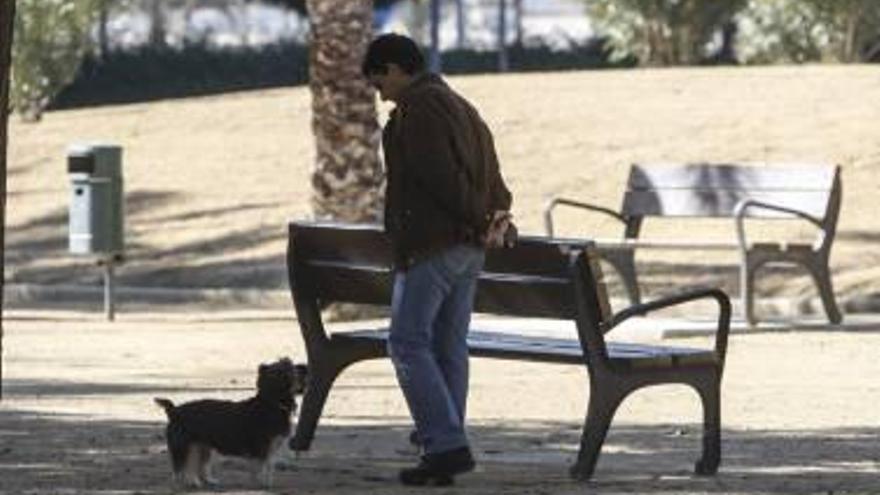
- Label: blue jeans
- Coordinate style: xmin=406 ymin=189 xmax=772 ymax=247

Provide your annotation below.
xmin=388 ymin=244 xmax=485 ymax=455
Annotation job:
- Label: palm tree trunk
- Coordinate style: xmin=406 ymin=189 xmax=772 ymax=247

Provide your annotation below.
xmin=0 ymin=0 xmax=16 ymax=401
xmin=306 ymin=0 xmax=382 ymax=223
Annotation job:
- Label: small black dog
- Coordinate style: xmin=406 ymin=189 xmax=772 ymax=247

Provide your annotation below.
xmin=154 ymin=358 xmax=308 ymax=488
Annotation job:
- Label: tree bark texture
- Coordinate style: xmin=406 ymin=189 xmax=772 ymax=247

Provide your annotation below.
xmin=0 ymin=0 xmax=15 ymax=401
xmin=306 ymin=0 xmax=383 ymax=223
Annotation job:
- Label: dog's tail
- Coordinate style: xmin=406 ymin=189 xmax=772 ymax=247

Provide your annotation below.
xmin=153 ymin=397 xmax=176 ymax=417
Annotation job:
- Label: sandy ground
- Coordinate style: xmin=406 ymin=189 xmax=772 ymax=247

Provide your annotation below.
xmin=4 ymin=64 xmax=880 ymax=493
xmin=2 ymin=309 xmax=880 ymax=494
xmin=5 ymin=65 xmax=880 ymax=308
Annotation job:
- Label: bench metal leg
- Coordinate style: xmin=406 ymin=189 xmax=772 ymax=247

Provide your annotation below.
xmin=741 ymin=257 xmax=758 ymax=327
xmin=805 ymin=259 xmax=843 ymax=324
xmin=570 ymin=383 xmax=624 ymax=480
xmin=290 ymin=346 xmax=377 ymax=452
xmin=289 ymin=365 xmax=339 ymax=451
xmin=600 ymin=251 xmax=641 ymax=305
xmin=693 ymin=374 xmax=721 ymax=475
xmin=746 ymin=248 xmax=843 ymax=326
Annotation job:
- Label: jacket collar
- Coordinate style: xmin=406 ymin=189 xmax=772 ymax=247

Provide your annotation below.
xmin=396 ymin=72 xmax=446 ymax=108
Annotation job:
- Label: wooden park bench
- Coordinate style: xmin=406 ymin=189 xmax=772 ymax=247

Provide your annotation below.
xmin=285 ymin=221 xmax=731 ymax=480
xmin=544 ymin=163 xmax=843 ymax=325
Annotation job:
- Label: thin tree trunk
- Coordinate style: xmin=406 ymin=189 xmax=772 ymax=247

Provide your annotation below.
xmin=98 ymin=0 xmax=109 ymax=59
xmin=513 ymin=0 xmax=522 ymax=48
xmin=455 ymin=0 xmax=466 ymax=48
xmin=429 ymin=0 xmax=441 ymax=72
xmin=497 ymin=0 xmax=508 ymax=72
xmin=404 ymin=0 xmax=428 ymax=47
xmin=306 ymin=0 xmax=382 ymax=223
xmin=0 ymin=0 xmax=16 ymax=401
xmin=841 ymin=2 xmax=862 ymax=62
xmin=148 ymin=0 xmax=166 ymax=48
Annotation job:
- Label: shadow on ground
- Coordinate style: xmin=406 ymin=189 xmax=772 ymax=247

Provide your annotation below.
xmin=5 ymin=189 xmax=289 ymax=292
xmin=5 ymin=192 xmax=880 ymax=312
xmin=1 ymin=378 xmax=878 ymax=494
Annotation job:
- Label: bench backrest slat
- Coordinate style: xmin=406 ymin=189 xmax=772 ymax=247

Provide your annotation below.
xmin=622 ymin=163 xmax=840 ymax=219
xmin=288 ymin=222 xmax=608 ymax=321
xmin=622 ymin=189 xmax=831 ymax=218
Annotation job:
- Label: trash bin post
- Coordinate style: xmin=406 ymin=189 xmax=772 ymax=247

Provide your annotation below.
xmin=67 ymin=144 xmax=124 ymax=321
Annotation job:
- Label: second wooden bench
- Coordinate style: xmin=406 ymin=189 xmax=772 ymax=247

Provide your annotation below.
xmin=544 ymin=162 xmax=842 ymax=325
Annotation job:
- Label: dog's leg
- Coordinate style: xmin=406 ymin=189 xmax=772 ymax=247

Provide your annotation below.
xmin=165 ymin=423 xmax=189 ymax=487
xmin=250 ymin=435 xmax=284 ymax=488
xmin=264 ymin=435 xmax=288 ymax=487
xmin=182 ymin=445 xmax=204 ymax=488
xmin=249 ymin=458 xmax=271 ymax=488
xmin=197 ymin=445 xmax=219 ymax=486
xmin=260 ymin=460 xmax=274 ymax=488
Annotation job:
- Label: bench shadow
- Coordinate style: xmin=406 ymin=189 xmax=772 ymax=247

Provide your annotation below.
xmin=1 ymin=397 xmax=877 ymax=493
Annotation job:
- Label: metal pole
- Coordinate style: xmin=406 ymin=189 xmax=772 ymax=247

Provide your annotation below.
xmin=104 ymin=256 xmax=115 ymax=321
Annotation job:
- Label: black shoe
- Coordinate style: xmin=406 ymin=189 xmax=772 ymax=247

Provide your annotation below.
xmin=399 ymin=446 xmax=475 ymax=486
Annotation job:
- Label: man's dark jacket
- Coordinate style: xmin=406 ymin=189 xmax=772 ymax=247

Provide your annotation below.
xmin=382 ymin=73 xmax=512 ymax=268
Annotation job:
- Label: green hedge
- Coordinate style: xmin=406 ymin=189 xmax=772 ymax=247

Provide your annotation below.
xmin=443 ymin=37 xmax=636 ymax=74
xmin=50 ymin=37 xmax=629 ymax=110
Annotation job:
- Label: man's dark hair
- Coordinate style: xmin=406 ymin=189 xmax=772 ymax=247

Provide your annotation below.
xmin=362 ymin=33 xmax=426 ymax=76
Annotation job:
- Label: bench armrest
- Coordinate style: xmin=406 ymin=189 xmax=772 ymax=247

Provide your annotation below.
xmin=543 ymin=197 xmax=626 ymax=237
xmin=606 ymin=287 xmax=732 ymax=363
xmin=733 ymin=199 xmax=826 ymax=251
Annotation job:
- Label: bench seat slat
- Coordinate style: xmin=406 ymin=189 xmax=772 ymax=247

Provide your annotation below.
xmin=332 ymin=329 xmax=716 ymax=368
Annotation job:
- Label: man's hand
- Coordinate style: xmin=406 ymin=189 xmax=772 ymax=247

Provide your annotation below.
xmin=481 ymin=210 xmax=515 ymax=248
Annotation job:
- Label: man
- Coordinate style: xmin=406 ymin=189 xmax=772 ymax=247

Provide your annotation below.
xmin=362 ymin=33 xmax=513 ymax=486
